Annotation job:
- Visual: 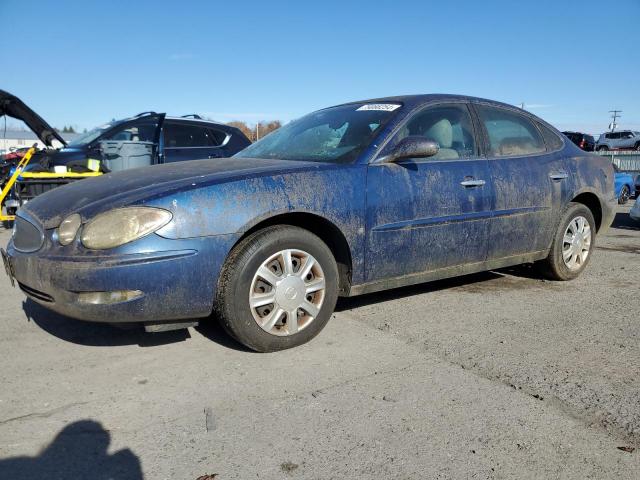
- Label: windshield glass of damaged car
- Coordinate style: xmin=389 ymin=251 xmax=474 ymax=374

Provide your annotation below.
xmin=66 ymin=124 xmax=112 ymax=147
xmin=235 ymin=103 xmax=402 ymax=163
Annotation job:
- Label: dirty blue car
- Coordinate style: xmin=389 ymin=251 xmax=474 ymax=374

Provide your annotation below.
xmin=3 ymin=95 xmax=616 ymax=352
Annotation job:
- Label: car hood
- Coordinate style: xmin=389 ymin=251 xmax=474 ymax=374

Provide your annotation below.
xmin=21 ymin=157 xmax=331 ymax=229
xmin=0 ymin=89 xmax=66 ymax=147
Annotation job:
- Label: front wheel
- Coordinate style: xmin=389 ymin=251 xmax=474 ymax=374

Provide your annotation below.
xmin=539 ymin=203 xmax=596 ymax=281
xmin=597 ymin=145 xmax=608 ymax=151
xmin=618 ymin=185 xmax=630 ymax=205
xmin=215 ymin=225 xmax=339 ymax=352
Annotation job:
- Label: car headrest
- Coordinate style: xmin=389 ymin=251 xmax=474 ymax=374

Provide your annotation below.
xmin=425 ymin=118 xmax=453 ymax=149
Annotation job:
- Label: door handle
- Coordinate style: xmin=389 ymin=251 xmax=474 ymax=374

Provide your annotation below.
xmin=549 ymin=172 xmax=568 ymax=181
xmin=460 ymin=179 xmax=486 ymax=187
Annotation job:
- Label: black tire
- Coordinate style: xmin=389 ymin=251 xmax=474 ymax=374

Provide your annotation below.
xmin=618 ymin=185 xmax=630 ymax=205
xmin=539 ymin=203 xmax=596 ymax=281
xmin=597 ymin=145 xmax=608 ymax=151
xmin=215 ymin=225 xmax=339 ymax=352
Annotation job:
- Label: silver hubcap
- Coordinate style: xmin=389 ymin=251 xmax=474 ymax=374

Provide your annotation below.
xmin=249 ymin=249 xmax=325 ymax=336
xmin=562 ymin=215 xmax=592 ymax=271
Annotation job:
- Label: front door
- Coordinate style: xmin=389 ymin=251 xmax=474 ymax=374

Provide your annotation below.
xmin=472 ymin=103 xmax=567 ymax=260
xmin=365 ymin=103 xmax=492 ymax=282
xmin=97 ymin=114 xmax=164 ymax=171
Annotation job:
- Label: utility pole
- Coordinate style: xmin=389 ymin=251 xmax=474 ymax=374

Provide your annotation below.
xmin=520 ymin=102 xmax=525 ymax=110
xmin=609 ymin=110 xmax=622 ymax=132
xmin=256 ymin=122 xmax=260 ymax=141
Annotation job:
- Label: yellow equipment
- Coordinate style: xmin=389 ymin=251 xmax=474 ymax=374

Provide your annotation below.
xmin=0 ymin=144 xmax=103 ymax=222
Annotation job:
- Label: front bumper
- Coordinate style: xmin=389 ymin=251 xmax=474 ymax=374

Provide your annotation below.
xmin=630 ymin=199 xmax=640 ymax=222
xmin=5 ymin=232 xmax=238 ymax=324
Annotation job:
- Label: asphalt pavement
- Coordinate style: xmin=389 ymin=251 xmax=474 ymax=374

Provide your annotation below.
xmin=0 ymin=205 xmax=638 ymax=479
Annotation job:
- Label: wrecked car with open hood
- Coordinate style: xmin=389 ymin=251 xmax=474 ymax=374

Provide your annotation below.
xmin=3 ymin=95 xmax=616 ymax=352
xmin=0 ymin=89 xmax=251 ymax=208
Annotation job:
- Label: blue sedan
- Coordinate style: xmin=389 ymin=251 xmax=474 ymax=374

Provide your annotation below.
xmin=614 ymin=170 xmax=635 ymax=204
xmin=4 ymin=95 xmax=617 ymax=351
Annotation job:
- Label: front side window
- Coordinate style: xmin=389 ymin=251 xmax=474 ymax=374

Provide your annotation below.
xmin=163 ymin=123 xmax=223 ymax=148
xmin=103 ymin=120 xmax=159 ymax=143
xmin=235 ymin=103 xmax=401 ymax=164
xmin=385 ymin=104 xmax=476 ymax=160
xmin=476 ymin=105 xmax=545 ymax=157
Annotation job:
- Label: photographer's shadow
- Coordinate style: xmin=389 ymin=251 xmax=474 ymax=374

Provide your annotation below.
xmin=22 ymin=299 xmax=190 ymax=347
xmin=0 ymin=420 xmax=142 ymax=480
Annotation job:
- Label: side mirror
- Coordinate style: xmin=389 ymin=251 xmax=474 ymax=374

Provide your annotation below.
xmin=384 ymin=136 xmax=439 ymax=163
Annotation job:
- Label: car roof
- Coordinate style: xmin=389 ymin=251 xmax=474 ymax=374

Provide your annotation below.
xmin=334 ymin=94 xmax=520 ymax=111
xmin=164 ymin=116 xmax=227 ymax=127
xmin=109 ymin=113 xmax=237 ymax=132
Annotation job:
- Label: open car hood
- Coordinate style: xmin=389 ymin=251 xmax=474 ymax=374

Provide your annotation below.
xmin=0 ymin=89 xmax=66 ymax=147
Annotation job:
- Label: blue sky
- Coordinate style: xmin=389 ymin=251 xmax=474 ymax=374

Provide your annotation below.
xmin=1 ymin=0 xmax=639 ymax=134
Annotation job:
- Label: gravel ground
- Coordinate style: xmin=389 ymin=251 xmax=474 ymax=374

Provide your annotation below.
xmin=0 ymin=205 xmax=638 ymax=479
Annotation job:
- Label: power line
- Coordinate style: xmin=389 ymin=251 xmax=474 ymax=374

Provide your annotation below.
xmin=609 ymin=110 xmax=622 ymax=132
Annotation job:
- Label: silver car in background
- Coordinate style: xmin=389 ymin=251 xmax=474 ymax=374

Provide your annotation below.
xmin=596 ymin=130 xmax=640 ymax=151
xmin=630 ymin=197 xmax=640 ymax=222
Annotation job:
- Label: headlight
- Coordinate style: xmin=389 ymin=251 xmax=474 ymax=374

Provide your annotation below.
xmin=81 ymin=207 xmax=172 ymax=250
xmin=57 ymin=213 xmax=82 ymax=245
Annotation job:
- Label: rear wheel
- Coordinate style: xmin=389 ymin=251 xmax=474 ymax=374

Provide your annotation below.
xmin=618 ymin=185 xmax=630 ymax=205
xmin=539 ymin=203 xmax=595 ymax=281
xmin=635 ymin=143 xmax=640 ymax=151
xmin=215 ymin=225 xmax=339 ymax=352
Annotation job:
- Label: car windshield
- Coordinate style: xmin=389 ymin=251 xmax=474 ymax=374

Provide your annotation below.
xmin=234 ymin=103 xmax=402 ymax=163
xmin=66 ymin=122 xmax=115 ymax=147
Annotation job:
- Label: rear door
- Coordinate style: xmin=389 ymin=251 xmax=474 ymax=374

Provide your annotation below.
xmin=365 ymin=102 xmax=492 ymax=281
xmin=162 ymin=121 xmax=228 ymax=163
xmin=473 ymin=103 xmax=567 ymax=260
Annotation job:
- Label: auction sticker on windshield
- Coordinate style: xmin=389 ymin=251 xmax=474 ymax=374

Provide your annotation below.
xmin=356 ymin=104 xmax=401 ymax=112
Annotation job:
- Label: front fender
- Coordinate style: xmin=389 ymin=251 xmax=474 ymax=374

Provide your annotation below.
xmin=150 ymin=165 xmax=368 ymax=281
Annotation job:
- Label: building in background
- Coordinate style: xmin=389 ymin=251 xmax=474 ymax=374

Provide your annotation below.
xmin=1 ymin=129 xmax=79 ymax=151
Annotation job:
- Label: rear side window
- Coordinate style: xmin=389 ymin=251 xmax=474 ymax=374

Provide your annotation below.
xmin=538 ymin=123 xmax=564 ymax=151
xmin=163 ymin=123 xmax=226 ymax=147
xmin=476 ymin=105 xmax=545 ymax=157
